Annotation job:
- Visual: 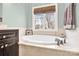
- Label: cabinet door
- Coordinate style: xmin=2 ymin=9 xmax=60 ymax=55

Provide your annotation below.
xmin=0 ymin=45 xmax=4 ymax=56
xmin=4 ymin=43 xmax=19 ymax=56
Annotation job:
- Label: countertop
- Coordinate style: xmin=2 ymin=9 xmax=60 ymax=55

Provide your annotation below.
xmin=19 ymin=40 xmax=79 ymax=54
xmin=0 ymin=28 xmax=19 ymax=30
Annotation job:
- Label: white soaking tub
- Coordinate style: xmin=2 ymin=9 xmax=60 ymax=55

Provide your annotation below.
xmin=22 ymin=35 xmax=64 ymax=45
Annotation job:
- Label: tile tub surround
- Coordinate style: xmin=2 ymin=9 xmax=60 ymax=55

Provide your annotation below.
xmin=30 ymin=28 xmax=66 ymax=38
xmin=65 ymin=29 xmax=79 ymax=49
xmin=19 ymin=40 xmax=79 ymax=56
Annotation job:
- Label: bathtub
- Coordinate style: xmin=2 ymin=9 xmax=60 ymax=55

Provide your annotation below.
xmin=22 ymin=35 xmax=64 ymax=45
xmin=20 ymin=35 xmax=79 ymax=56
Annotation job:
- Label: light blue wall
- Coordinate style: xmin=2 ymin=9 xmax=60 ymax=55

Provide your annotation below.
xmin=58 ymin=3 xmax=68 ymax=28
xmin=3 ymin=3 xmax=27 ymax=27
xmin=2 ymin=3 xmax=49 ymax=28
xmin=25 ymin=3 xmax=32 ymax=28
xmin=2 ymin=3 xmax=79 ymax=28
xmin=0 ymin=3 xmax=2 ymax=17
xmin=76 ymin=4 xmax=79 ymax=27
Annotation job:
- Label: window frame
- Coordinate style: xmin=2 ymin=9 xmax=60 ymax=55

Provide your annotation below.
xmin=32 ymin=4 xmax=58 ymax=31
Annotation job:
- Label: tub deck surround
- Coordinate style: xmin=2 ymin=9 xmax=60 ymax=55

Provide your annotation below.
xmin=19 ymin=40 xmax=79 ymax=54
xmin=19 ymin=44 xmax=79 ymax=56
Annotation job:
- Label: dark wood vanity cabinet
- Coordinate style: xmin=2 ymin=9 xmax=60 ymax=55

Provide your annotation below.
xmin=0 ymin=29 xmax=19 ymax=56
xmin=0 ymin=44 xmax=4 ymax=56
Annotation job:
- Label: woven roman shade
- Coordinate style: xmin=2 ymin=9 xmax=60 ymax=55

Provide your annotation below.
xmin=34 ymin=6 xmax=56 ymax=14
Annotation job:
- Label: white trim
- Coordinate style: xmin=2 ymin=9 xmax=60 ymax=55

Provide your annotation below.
xmin=32 ymin=4 xmax=58 ymax=31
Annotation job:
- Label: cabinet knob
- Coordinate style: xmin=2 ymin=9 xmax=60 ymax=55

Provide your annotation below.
xmin=1 ymin=45 xmax=4 ymax=48
xmin=5 ymin=44 xmax=8 ymax=47
xmin=3 ymin=36 xmax=6 ymax=38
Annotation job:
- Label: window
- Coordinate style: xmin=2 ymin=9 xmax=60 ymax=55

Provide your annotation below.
xmin=32 ymin=4 xmax=58 ymax=31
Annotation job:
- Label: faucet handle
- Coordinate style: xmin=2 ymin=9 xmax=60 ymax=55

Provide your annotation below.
xmin=55 ymin=38 xmax=61 ymax=46
xmin=55 ymin=38 xmax=66 ymax=46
